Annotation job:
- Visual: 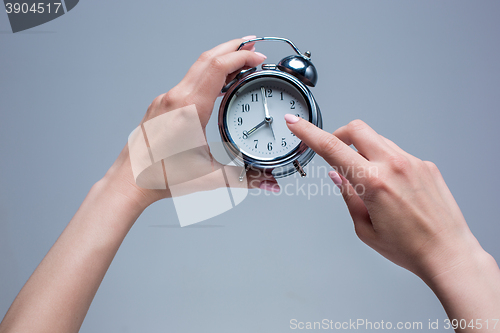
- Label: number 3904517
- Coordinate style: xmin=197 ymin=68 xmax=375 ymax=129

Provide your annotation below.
xmin=5 ymin=3 xmax=62 ymax=14
xmin=443 ymin=319 xmax=498 ymax=330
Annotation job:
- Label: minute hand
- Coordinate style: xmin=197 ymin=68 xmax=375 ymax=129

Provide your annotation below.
xmin=261 ymin=86 xmax=276 ymax=140
xmin=243 ymin=119 xmax=267 ymax=139
xmin=261 ymin=86 xmax=272 ymax=121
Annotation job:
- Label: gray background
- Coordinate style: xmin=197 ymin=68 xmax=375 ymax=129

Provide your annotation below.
xmin=1 ymin=0 xmax=499 ymax=332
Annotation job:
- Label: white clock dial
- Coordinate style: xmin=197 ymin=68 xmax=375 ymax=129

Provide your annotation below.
xmin=225 ymin=77 xmax=310 ymax=161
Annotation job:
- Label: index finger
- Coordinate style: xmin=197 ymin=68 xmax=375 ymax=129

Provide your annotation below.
xmin=284 ymin=114 xmax=370 ymax=185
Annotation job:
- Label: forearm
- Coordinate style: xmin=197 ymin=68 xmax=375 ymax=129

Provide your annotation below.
xmin=0 ymin=175 xmax=146 ymax=333
xmin=427 ymin=245 xmax=500 ymax=332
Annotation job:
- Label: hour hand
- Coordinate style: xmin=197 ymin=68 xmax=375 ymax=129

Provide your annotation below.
xmin=242 ymin=119 xmax=267 ymax=139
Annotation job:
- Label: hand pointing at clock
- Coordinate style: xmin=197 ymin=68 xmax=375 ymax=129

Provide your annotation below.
xmin=285 ymin=114 xmax=500 ymax=327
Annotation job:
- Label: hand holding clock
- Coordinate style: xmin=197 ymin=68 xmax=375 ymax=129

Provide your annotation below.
xmin=286 ymin=115 xmax=500 ymax=329
xmin=115 ymin=37 xmax=280 ymax=206
xmin=0 ymin=37 xmax=280 ymax=333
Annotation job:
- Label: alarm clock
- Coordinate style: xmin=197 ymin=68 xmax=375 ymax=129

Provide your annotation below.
xmin=218 ymin=37 xmax=322 ymax=179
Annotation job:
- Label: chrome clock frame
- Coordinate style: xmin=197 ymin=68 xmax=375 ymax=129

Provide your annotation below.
xmin=218 ymin=69 xmax=322 ymax=178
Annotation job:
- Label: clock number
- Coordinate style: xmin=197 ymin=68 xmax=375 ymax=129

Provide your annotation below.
xmin=290 ymin=100 xmax=296 ymax=109
xmin=266 ymin=88 xmax=273 ymax=98
xmin=280 ymin=91 xmax=284 ymax=100
xmin=242 ymin=104 xmax=250 ymax=112
xmin=267 ymin=142 xmax=273 ymax=151
xmin=251 ymin=93 xmax=258 ymax=102
xmin=281 ymin=138 xmax=286 ymax=147
xmin=254 ymin=140 xmax=258 ymax=149
xmin=237 ymin=117 xmax=243 ymax=126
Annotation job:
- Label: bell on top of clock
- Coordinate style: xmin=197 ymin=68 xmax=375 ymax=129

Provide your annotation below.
xmin=277 ymin=52 xmax=318 ymax=87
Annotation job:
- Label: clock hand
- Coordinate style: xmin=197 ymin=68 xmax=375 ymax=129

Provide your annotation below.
xmin=242 ymin=119 xmax=267 ymax=139
xmin=261 ymin=86 xmax=272 ymax=121
xmin=261 ymin=86 xmax=276 ymax=140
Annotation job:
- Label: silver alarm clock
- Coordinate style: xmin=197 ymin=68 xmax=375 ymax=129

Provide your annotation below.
xmin=218 ymin=37 xmax=322 ymax=178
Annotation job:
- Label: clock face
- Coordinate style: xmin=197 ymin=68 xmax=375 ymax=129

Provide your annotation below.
xmin=225 ymin=76 xmax=310 ymax=161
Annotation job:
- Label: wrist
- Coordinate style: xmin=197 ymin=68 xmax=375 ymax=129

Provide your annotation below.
xmin=100 ymin=145 xmax=168 ymax=213
xmin=425 ymin=242 xmax=493 ymax=288
xmin=419 ymin=232 xmax=487 ymax=285
xmin=423 ymin=238 xmax=500 ymax=320
xmin=93 ymin=175 xmax=148 ymax=215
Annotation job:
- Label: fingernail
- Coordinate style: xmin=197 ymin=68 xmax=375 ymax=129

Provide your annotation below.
xmin=259 ymin=180 xmax=280 ymax=193
xmin=254 ymin=52 xmax=267 ymax=59
xmin=241 ymin=35 xmax=257 ymax=40
xmin=250 ymin=46 xmax=256 ymax=52
xmin=328 ymin=170 xmax=342 ymax=188
xmin=284 ymin=114 xmax=300 ymax=124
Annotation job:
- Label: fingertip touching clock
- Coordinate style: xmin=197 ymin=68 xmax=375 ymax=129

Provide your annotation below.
xmin=218 ymin=37 xmax=322 ymax=179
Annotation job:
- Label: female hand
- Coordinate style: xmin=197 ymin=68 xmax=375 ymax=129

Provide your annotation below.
xmin=107 ymin=37 xmax=279 ymax=210
xmin=0 ymin=38 xmax=280 ymax=333
xmin=285 ymin=115 xmax=500 ymax=328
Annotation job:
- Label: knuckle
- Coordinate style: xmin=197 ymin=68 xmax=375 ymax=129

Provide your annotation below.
xmin=143 ymin=94 xmax=166 ymax=120
xmin=161 ymin=88 xmax=188 ymax=109
xmin=415 ymin=158 xmax=427 ymax=171
xmin=347 ymin=119 xmax=367 ymax=132
xmin=362 ymin=175 xmax=389 ymax=201
xmin=162 ymin=89 xmax=179 ymax=107
xmin=424 ymin=160 xmax=438 ymax=172
xmin=198 ymin=50 xmax=213 ymax=62
xmin=209 ymin=56 xmax=225 ymax=72
xmin=386 ymin=154 xmax=411 ymax=175
xmin=150 ymin=94 xmax=165 ymax=109
xmin=367 ymin=174 xmax=386 ymax=192
xmin=424 ymin=160 xmax=441 ymax=176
